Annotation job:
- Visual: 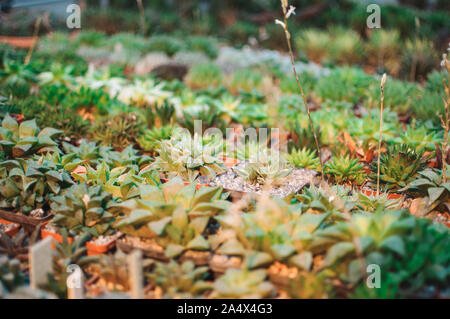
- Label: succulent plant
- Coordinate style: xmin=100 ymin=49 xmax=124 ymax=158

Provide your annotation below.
xmin=147 ymin=35 xmax=185 ymax=57
xmin=0 ymin=114 xmax=62 ymax=158
xmin=351 ymin=191 xmax=401 ymax=213
xmin=235 ymin=148 xmax=291 ymax=185
xmin=295 ymin=185 xmax=353 ymax=220
xmin=90 ymin=113 xmax=144 ymax=149
xmin=64 ymin=86 xmax=112 ymax=116
xmin=295 ymin=29 xmax=330 ymax=64
xmin=325 ymin=155 xmax=365 ymax=186
xmin=233 ymin=140 xmax=265 ymax=161
xmin=185 ymin=36 xmax=218 ymax=59
xmin=50 ymin=183 xmax=119 ymax=237
xmin=0 ymin=157 xmax=74 ymax=214
xmin=393 ymin=125 xmax=442 ymax=153
xmin=46 ymin=231 xmax=97 ymax=298
xmin=400 ymin=38 xmax=438 ymax=81
xmin=287 ymin=147 xmax=320 ymax=171
xmin=153 ymin=130 xmax=226 ymax=181
xmin=210 ymin=268 xmax=276 ymax=299
xmin=214 ymin=196 xmax=328 ymax=269
xmin=229 ymin=68 xmax=263 ymax=93
xmin=369 ymin=144 xmax=426 ymax=192
xmin=399 ymin=166 xmax=450 ymax=214
xmin=0 ymin=256 xmax=25 ymax=294
xmin=0 ymin=58 xmax=35 ymax=98
xmin=185 ymin=63 xmax=223 ymax=89
xmin=178 ymin=103 xmax=226 ymax=134
xmin=38 ymin=63 xmax=76 ymax=88
xmin=365 ymin=30 xmax=401 ymax=75
xmin=72 ymin=161 xmax=160 ymax=200
xmin=138 ymin=125 xmax=175 ymax=154
xmin=329 ymin=28 xmax=364 ymax=65
xmin=115 ymin=178 xmax=230 ymax=257
xmin=147 ymin=260 xmax=212 ymax=298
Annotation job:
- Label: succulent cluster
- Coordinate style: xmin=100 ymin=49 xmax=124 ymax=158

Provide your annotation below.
xmin=115 ymin=178 xmax=230 ymax=257
xmin=325 ymin=155 xmax=364 ymax=185
xmin=0 ymin=157 xmax=74 ymax=214
xmin=369 ymin=144 xmax=426 ymax=192
xmin=0 ymin=114 xmax=61 ymax=159
xmin=235 ymin=148 xmax=291 ymax=185
xmin=286 ymin=147 xmax=320 ymax=171
xmin=153 ymin=131 xmax=226 ymax=181
xmin=50 ymin=183 xmax=118 ymax=237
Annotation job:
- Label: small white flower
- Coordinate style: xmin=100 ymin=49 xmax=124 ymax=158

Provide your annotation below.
xmin=286 ymin=5 xmax=296 ymax=19
xmin=275 ymin=19 xmax=286 ymax=29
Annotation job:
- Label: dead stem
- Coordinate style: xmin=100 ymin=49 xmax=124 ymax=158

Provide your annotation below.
xmin=376 ymin=74 xmax=387 ymax=197
xmin=278 ymin=6 xmax=324 ymax=180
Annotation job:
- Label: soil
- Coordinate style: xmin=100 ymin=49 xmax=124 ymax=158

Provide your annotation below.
xmin=0 ymin=222 xmax=18 ymax=233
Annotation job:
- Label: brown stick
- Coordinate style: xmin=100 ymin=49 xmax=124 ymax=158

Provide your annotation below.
xmin=377 ymin=74 xmax=387 ymax=196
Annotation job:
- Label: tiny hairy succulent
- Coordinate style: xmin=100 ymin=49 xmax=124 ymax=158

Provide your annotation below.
xmin=287 ymin=147 xmax=320 ymax=171
xmin=0 ymin=114 xmax=62 ymax=159
xmin=325 ymin=155 xmax=365 ymax=186
xmin=210 ymin=268 xmax=276 ymax=299
xmin=369 ymin=144 xmax=426 ymax=192
xmin=147 ymin=260 xmax=212 ymax=298
xmin=235 ymin=148 xmax=291 ymax=185
xmin=90 ymin=113 xmax=143 ymax=149
xmin=153 ymin=130 xmax=226 ymax=181
xmin=50 ymin=183 xmax=119 ymax=237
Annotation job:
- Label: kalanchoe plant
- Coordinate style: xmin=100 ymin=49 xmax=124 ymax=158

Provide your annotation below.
xmin=368 ymin=144 xmax=426 ymax=192
xmin=235 ymin=148 xmax=292 ymax=185
xmin=153 ymin=130 xmax=226 ymax=181
xmin=210 ymin=268 xmax=276 ymax=299
xmin=287 ymin=147 xmax=320 ymax=171
xmin=0 ymin=157 xmax=74 ymax=214
xmin=399 ymin=166 xmax=450 ymax=214
xmin=0 ymin=114 xmax=62 ymax=159
xmin=146 ymin=260 xmax=212 ymax=298
xmin=50 ymin=183 xmax=119 ymax=237
xmin=115 ymin=178 xmax=230 ymax=257
xmin=325 ymin=155 xmax=365 ymax=186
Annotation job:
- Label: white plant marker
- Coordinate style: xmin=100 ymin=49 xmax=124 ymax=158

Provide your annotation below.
xmin=67 ymin=265 xmax=84 ymax=299
xmin=29 ymin=237 xmax=53 ymax=289
xmin=128 ymin=249 xmax=143 ymax=299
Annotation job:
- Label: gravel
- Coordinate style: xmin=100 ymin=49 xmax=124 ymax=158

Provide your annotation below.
xmin=209 ymin=161 xmax=319 ymax=198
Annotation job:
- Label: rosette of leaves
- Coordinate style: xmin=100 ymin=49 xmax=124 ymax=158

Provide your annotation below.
xmin=399 ymin=167 xmax=450 ymax=214
xmin=325 ymin=155 xmax=365 ymax=186
xmin=295 ymin=185 xmax=353 ymax=220
xmin=213 ymin=196 xmax=328 ymax=270
xmin=114 ymin=178 xmax=230 ymax=257
xmin=392 ymin=125 xmax=442 ymax=153
xmin=0 ymin=114 xmax=62 ymax=158
xmin=177 ymin=103 xmax=226 ymax=135
xmin=99 ymin=145 xmax=152 ymax=171
xmin=0 ymin=256 xmax=26 ymax=295
xmin=0 ymin=58 xmax=35 ymax=99
xmin=233 ymin=140 xmax=264 ymax=161
xmin=45 ymin=231 xmax=97 ymax=299
xmin=351 ymin=191 xmax=401 ymax=213
xmin=90 ymin=113 xmax=144 ymax=149
xmin=0 ymin=158 xmax=74 ymax=214
xmin=138 ymin=125 xmax=175 ymax=154
xmin=287 ymin=147 xmax=320 ymax=170
xmin=72 ymin=161 xmax=160 ymax=200
xmin=37 ymin=63 xmax=76 ymax=88
xmin=310 ymin=210 xmax=417 ymax=281
xmin=350 ymin=219 xmax=450 ymax=298
xmin=185 ymin=63 xmax=223 ymax=89
xmin=235 ymin=148 xmax=291 ymax=185
xmin=153 ymin=131 xmax=226 ymax=181
xmin=64 ymin=86 xmax=112 ymax=116
xmin=368 ymin=144 xmax=426 ymax=192
xmin=62 ymin=139 xmax=100 ymax=167
xmin=210 ymin=268 xmax=276 ymax=299
xmin=50 ymin=183 xmax=118 ymax=237
xmin=146 ymin=260 xmax=212 ymax=298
